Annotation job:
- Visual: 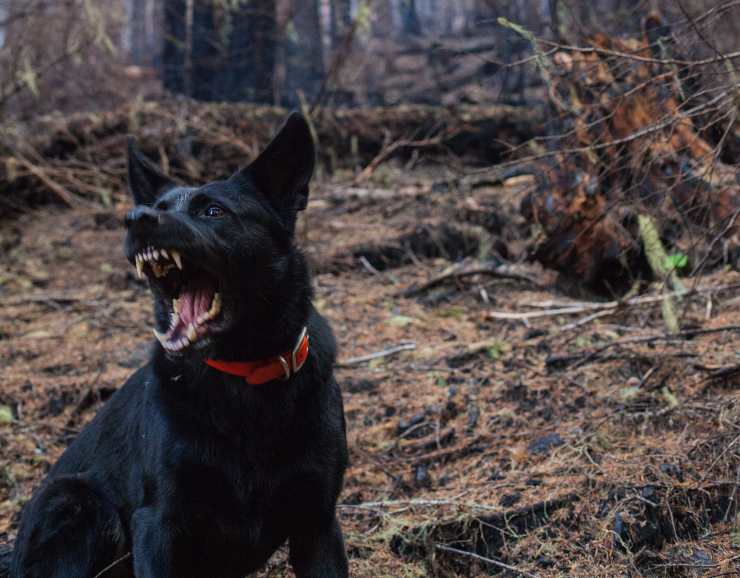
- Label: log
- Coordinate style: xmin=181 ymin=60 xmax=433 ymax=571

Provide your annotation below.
xmin=0 ymin=101 xmax=545 ymax=217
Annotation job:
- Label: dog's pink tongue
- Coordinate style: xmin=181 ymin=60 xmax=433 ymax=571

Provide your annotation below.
xmin=173 ymin=277 xmax=216 ymax=337
xmin=178 ymin=277 xmax=215 ymax=327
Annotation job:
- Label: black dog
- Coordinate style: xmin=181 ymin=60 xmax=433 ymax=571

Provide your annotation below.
xmin=8 ymin=113 xmax=349 ymax=578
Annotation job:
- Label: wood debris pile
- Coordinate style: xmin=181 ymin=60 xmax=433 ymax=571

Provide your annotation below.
xmin=0 ymin=101 xmax=543 ymax=219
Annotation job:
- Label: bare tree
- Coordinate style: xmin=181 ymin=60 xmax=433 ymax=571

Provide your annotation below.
xmin=162 ymin=0 xmax=186 ymax=94
xmin=191 ymin=0 xmax=218 ymax=101
xmin=283 ymin=0 xmax=324 ymax=104
xmin=225 ymin=0 xmax=277 ymax=103
xmin=400 ymin=0 xmax=422 ymax=36
xmin=373 ymin=0 xmax=394 ymax=38
xmin=330 ymin=0 xmax=351 ymax=47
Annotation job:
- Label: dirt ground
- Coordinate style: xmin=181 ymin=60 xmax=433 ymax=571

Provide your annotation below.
xmin=0 ymin=165 xmax=738 ymax=577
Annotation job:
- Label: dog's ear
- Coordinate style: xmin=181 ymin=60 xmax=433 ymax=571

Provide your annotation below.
xmin=234 ymin=113 xmax=315 ymax=225
xmin=127 ymin=138 xmax=176 ymax=206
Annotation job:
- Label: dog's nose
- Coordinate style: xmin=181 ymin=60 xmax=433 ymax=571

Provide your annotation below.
xmin=125 ymin=206 xmax=160 ymax=228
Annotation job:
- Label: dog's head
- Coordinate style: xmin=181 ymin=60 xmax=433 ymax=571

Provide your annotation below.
xmin=124 ymin=113 xmax=315 ymax=355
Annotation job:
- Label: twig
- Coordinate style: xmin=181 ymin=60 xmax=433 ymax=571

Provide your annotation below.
xmin=92 ymin=552 xmax=132 ymax=578
xmin=358 ymin=256 xmax=382 ymax=277
xmin=15 ymin=156 xmax=81 ymax=207
xmin=402 ymin=261 xmax=543 ymax=298
xmin=352 ymin=136 xmax=441 ymax=185
xmin=538 ymin=38 xmax=740 ymax=67
xmin=559 ymin=325 xmax=740 ymax=370
xmin=339 ymin=496 xmax=498 ymax=511
xmin=337 ymin=342 xmax=417 ymax=367
xmin=487 ymin=283 xmax=740 ymax=321
xmin=558 ymin=309 xmax=615 ymax=332
xmin=435 ymin=544 xmax=541 ymax=578
xmin=690 ymin=208 xmax=740 ymax=276
xmin=0 ymin=292 xmax=86 ymax=306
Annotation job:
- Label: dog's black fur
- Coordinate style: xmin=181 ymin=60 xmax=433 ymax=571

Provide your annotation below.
xmin=7 ymin=113 xmax=349 ymax=578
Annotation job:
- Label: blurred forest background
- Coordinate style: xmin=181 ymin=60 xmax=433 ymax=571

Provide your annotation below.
xmin=0 ymin=0 xmax=738 ymax=115
xmin=1 ymin=1 xmax=739 ymax=577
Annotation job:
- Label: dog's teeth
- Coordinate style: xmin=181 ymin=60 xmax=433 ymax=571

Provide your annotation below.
xmin=136 ymin=257 xmax=145 ymax=279
xmin=172 ymin=251 xmax=183 ymax=270
xmin=173 ymin=298 xmax=179 ymax=313
xmin=161 ymin=249 xmax=169 ymax=261
xmin=187 ymin=324 xmax=197 ymax=342
xmin=152 ymin=249 xmax=160 ymax=261
xmin=208 ymin=292 xmax=221 ymax=318
xmin=153 ymin=328 xmax=167 ymax=345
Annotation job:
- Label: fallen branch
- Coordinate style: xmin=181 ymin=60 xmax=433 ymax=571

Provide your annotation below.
xmin=0 ymin=292 xmax=86 ymax=306
xmin=352 ymin=135 xmax=442 ymax=185
xmin=436 ymin=544 xmax=541 ymax=578
xmin=548 ymin=325 xmax=740 ymax=371
xmin=337 ymin=342 xmax=417 ymax=367
xmin=402 ymin=261 xmax=543 ymax=298
xmin=340 ymin=496 xmax=498 ymax=512
xmin=558 ymin=309 xmax=616 ymax=332
xmin=15 ymin=156 xmax=80 ymax=208
xmin=487 ymin=283 xmax=740 ymax=321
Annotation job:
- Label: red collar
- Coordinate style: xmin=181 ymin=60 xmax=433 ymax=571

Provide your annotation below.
xmin=205 ymin=327 xmax=309 ymax=385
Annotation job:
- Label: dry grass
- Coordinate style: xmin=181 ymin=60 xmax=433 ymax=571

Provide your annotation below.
xmin=0 ymin=162 xmax=738 ymax=577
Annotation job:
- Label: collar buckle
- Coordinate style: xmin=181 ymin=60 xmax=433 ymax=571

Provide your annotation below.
xmin=277 ymin=355 xmax=291 ymax=381
xmin=291 ymin=326 xmax=308 ymax=374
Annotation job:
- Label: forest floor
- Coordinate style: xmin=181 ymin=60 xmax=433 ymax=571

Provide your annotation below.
xmin=0 ymin=164 xmax=738 ymax=577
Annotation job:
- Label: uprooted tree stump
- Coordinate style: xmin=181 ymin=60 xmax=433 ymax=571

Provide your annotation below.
xmin=519 ymin=14 xmax=739 ymax=294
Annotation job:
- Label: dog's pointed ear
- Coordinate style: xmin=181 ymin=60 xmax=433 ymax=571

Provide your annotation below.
xmin=127 ymin=138 xmax=176 ymax=206
xmin=235 ymin=113 xmax=315 ymax=224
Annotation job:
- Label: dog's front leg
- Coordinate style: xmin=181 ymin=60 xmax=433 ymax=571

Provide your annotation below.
xmin=131 ymin=507 xmax=199 ymax=578
xmin=288 ymin=516 xmax=348 ymax=578
xmin=131 ymin=508 xmax=172 ymax=578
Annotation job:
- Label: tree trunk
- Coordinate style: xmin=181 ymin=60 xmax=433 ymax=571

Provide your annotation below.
xmin=191 ymin=0 xmax=219 ymax=101
xmin=284 ymin=0 xmax=324 ymax=105
xmin=372 ymin=0 xmax=393 ymax=38
xmin=129 ymin=0 xmax=148 ymax=64
xmin=400 ymin=0 xmax=422 ymax=36
xmin=226 ymin=0 xmax=277 ymax=103
xmin=161 ymin=0 xmax=186 ymax=93
xmin=250 ymin=0 xmax=277 ymax=103
xmin=330 ymin=0 xmax=351 ymax=46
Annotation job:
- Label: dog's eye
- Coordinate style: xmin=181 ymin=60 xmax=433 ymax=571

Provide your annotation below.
xmin=204 ymin=204 xmax=224 ymax=218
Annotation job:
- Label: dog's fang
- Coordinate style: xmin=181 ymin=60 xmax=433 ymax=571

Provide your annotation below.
xmin=172 ymin=251 xmax=183 ymax=270
xmin=152 ymin=249 xmax=160 ymax=261
xmin=161 ymin=249 xmax=169 ymax=260
xmin=208 ymin=292 xmax=221 ymax=318
xmin=153 ymin=328 xmax=167 ymax=345
xmin=136 ymin=257 xmax=145 ymax=279
xmin=173 ymin=298 xmax=179 ymax=313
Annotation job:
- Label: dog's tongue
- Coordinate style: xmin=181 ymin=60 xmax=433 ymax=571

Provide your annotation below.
xmin=179 ymin=276 xmax=215 ymax=327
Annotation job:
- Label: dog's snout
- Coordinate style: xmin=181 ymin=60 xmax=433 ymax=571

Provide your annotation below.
xmin=125 ymin=206 xmax=161 ymax=228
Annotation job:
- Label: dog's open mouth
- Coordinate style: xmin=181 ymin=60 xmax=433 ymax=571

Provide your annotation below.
xmin=134 ymin=246 xmax=222 ymax=352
